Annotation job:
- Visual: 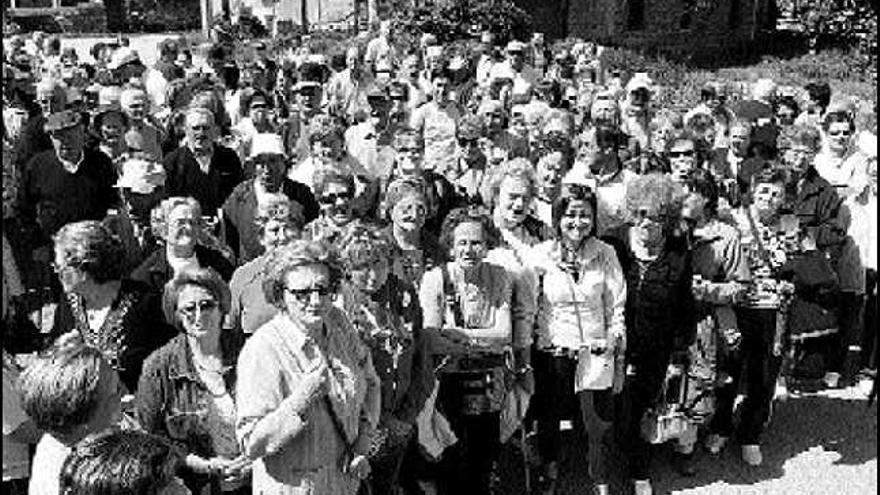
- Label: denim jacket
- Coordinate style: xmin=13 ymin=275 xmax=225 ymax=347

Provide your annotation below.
xmin=135 ymin=334 xmax=239 ymax=493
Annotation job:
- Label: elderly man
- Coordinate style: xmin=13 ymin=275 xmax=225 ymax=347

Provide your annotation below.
xmin=222 ymin=133 xmax=319 ymax=263
xmin=489 ymin=40 xmax=541 ymax=89
xmin=13 ymin=78 xmax=66 ymax=173
xmin=21 ymin=110 xmax=118 ymax=254
xmin=163 ymin=108 xmax=244 ymax=214
xmin=365 ymin=19 xmax=397 ymax=72
xmin=326 ymin=45 xmax=372 ymax=124
xmin=120 ymin=86 xmax=163 ymax=161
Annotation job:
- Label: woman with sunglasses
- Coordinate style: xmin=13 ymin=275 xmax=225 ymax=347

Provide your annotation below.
xmin=236 ymin=240 xmax=380 ymax=495
xmin=136 ymin=267 xmax=251 ymax=495
xmin=418 ymin=207 xmax=526 ymax=495
xmin=304 ymin=169 xmax=359 ymax=244
xmin=619 ymin=173 xmax=697 ymax=495
xmin=528 ymin=183 xmax=625 ymax=495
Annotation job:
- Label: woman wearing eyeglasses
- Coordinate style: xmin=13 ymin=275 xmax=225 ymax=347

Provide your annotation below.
xmin=619 ymin=173 xmax=697 ymax=495
xmin=136 ymin=267 xmax=251 ymax=495
xmin=528 ymin=183 xmax=625 ymax=495
xmin=236 ymin=240 xmax=380 ymax=495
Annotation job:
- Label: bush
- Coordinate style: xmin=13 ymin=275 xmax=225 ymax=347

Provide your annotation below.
xmin=390 ymin=0 xmax=532 ymax=50
xmin=127 ymin=0 xmax=201 ymax=33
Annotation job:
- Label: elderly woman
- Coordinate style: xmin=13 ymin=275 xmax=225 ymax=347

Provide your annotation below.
xmin=619 ymin=173 xmax=696 ymax=495
xmin=418 ymin=207 xmax=527 ymax=495
xmin=131 ymin=197 xmax=235 ymax=294
xmin=89 ymin=105 xmax=130 ymax=166
xmin=137 ymin=268 xmax=250 ymax=494
xmin=338 ymin=223 xmax=432 ymax=494
xmin=19 ymin=343 xmax=123 ymax=495
xmin=227 ymin=194 xmax=305 ymax=337
xmin=383 ymin=177 xmax=446 ymax=288
xmin=236 ymin=240 xmax=380 ymax=494
xmin=678 ymin=171 xmax=751 ymax=466
xmin=49 ymin=220 xmax=176 ymax=392
xmin=726 ymin=168 xmax=801 ymax=466
xmin=527 ymin=183 xmax=626 ymax=495
xmin=59 ymin=430 xmax=190 ymax=495
xmin=222 ymin=133 xmax=318 ymax=264
xmin=667 ymin=131 xmax=704 ymax=185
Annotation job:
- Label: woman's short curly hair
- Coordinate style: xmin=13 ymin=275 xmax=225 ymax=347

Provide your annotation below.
xmin=483 ymin=157 xmax=537 ymax=207
xmin=383 ymin=177 xmax=431 ymax=221
xmin=162 ymin=267 xmax=231 ymax=330
xmin=151 ymin=196 xmax=202 ymax=240
xmin=438 ymin=206 xmax=499 ymax=254
xmin=254 ymin=194 xmax=306 ymax=234
xmin=623 ymin=172 xmax=680 ymax=225
xmin=339 ymin=222 xmax=394 ymax=270
xmin=54 ymin=221 xmax=126 ymax=284
xmin=822 ymin=110 xmax=855 ymax=133
xmin=261 ymin=240 xmax=344 ymax=309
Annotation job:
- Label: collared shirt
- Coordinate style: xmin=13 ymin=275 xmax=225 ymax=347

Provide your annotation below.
xmin=410 ymin=101 xmax=461 ymax=175
xmin=58 ymin=152 xmax=85 ymax=174
xmin=189 ymin=145 xmax=214 ymax=174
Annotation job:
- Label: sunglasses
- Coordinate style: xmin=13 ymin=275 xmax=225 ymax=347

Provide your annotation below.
xmin=285 ymin=286 xmax=333 ymax=303
xmin=320 ymin=192 xmax=353 ymax=204
xmin=828 ymin=129 xmax=851 ymax=137
xmin=178 ymin=299 xmax=218 ymax=318
xmin=458 ymin=138 xmax=479 ymax=147
xmin=669 ymin=150 xmax=695 ymax=158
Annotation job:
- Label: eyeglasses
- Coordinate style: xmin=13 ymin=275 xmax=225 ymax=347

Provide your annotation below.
xmin=319 ymin=192 xmax=353 ymax=204
xmin=669 ymin=150 xmax=695 ymax=158
xmin=397 ymin=147 xmax=421 ymax=153
xmin=178 ymin=299 xmax=218 ymax=318
xmin=170 ymin=218 xmax=197 ymax=228
xmin=285 ymin=286 xmax=333 ymax=303
xmin=828 ymin=129 xmax=851 ymax=137
xmin=458 ymin=138 xmax=479 ymax=148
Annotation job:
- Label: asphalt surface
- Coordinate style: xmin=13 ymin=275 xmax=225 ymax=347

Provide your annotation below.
xmin=496 ymin=386 xmax=877 ymax=495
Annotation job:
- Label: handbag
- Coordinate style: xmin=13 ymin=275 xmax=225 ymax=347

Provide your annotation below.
xmin=640 ymin=368 xmax=691 ymax=445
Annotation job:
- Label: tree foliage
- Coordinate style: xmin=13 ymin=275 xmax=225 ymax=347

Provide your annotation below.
xmin=389 ymin=0 xmax=533 ymax=49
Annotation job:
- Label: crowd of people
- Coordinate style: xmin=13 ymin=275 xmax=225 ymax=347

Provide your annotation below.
xmin=2 ymin=20 xmax=877 ymax=495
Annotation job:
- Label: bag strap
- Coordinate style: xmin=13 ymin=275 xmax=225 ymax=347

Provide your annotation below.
xmin=324 ymin=395 xmax=356 ymax=457
xmin=440 ymin=263 xmax=464 ymax=328
xmin=745 ymin=208 xmax=773 ymax=267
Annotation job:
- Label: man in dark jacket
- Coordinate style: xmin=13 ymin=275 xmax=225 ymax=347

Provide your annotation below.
xmin=21 ymin=110 xmax=118 ymax=251
xmin=163 ymin=107 xmax=244 ymax=215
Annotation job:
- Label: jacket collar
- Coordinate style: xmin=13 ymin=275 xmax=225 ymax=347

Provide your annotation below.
xmin=166 ymin=334 xmax=236 ymax=382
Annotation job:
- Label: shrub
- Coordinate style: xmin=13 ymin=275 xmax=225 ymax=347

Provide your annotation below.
xmin=390 ymin=0 xmax=532 ymax=50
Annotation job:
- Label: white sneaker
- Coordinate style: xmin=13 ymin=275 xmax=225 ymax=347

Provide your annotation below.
xmin=858 ymin=376 xmax=875 ymax=396
xmin=594 ymin=484 xmax=610 ymax=495
xmin=824 ymin=372 xmax=841 ymax=389
xmin=704 ymin=434 xmax=728 ymax=455
xmin=774 ymin=376 xmax=790 ymax=401
xmin=633 ymin=479 xmax=653 ymax=495
xmin=741 ymin=444 xmax=763 ymax=466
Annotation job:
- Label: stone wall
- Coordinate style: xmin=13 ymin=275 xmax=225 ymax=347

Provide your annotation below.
xmin=565 ymin=0 xmax=775 ymax=58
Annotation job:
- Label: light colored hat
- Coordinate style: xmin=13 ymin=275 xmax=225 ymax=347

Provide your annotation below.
xmin=425 ymin=45 xmax=443 ymax=59
xmin=119 ymin=87 xmax=147 ymax=109
xmin=115 ymin=157 xmax=166 ymax=194
xmin=752 ymin=78 xmax=777 ymax=102
xmin=506 ymin=40 xmax=527 ymax=52
xmin=108 ymin=47 xmax=140 ymax=70
xmin=98 ymin=85 xmax=123 ymax=107
xmin=625 ymin=72 xmax=654 ymax=94
xmin=249 ymin=133 xmax=286 ymax=159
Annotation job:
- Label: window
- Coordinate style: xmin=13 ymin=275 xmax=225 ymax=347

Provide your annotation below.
xmin=627 ymin=0 xmax=646 ymax=31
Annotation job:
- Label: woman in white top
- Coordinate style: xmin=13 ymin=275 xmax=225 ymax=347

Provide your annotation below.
xmin=529 ymin=183 xmax=626 ymax=495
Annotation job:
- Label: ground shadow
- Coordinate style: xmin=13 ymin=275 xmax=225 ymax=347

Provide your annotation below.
xmin=495 ymin=392 xmax=876 ymax=494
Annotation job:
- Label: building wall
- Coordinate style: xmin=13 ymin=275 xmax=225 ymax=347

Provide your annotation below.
xmin=566 ymin=0 xmax=773 ymax=56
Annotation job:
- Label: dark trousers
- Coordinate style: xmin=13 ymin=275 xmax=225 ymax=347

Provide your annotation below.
xmin=619 ymin=352 xmax=670 ymax=480
xmin=369 ymin=427 xmax=414 ymax=495
xmin=435 ymin=374 xmax=502 ymax=495
xmin=1 ymin=479 xmax=28 ymax=495
xmin=832 ymin=291 xmax=866 ymax=378
xmin=861 ymin=269 xmax=877 ymax=370
xmin=533 ymin=350 xmax=614 ymax=483
xmin=710 ymin=307 xmax=780 ymax=445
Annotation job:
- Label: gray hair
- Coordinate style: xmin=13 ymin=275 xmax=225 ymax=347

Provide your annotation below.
xmin=162 ymin=267 xmax=231 ymax=330
xmin=19 ymin=343 xmax=108 ymax=436
xmin=54 ymin=221 xmax=126 ymax=283
xmin=484 ymin=157 xmax=537 ymax=207
xmin=150 ymin=196 xmax=202 ymax=240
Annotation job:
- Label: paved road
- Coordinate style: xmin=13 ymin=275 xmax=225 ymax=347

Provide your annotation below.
xmin=496 ymin=386 xmax=877 ymax=495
